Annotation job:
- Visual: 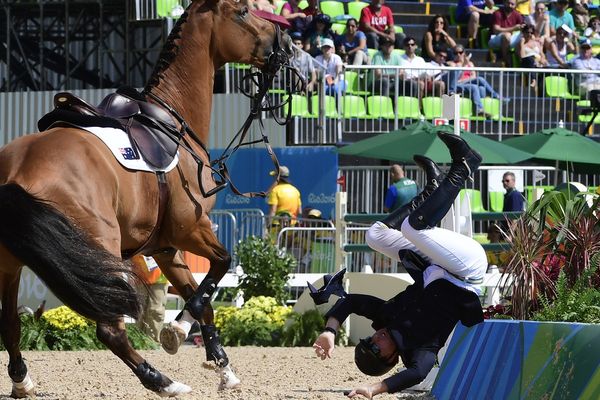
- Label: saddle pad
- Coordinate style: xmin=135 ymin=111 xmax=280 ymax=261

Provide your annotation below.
xmin=83 ymin=126 xmax=179 ymax=173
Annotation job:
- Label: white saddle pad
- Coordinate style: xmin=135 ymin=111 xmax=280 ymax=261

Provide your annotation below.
xmin=83 ymin=126 xmax=179 ymax=173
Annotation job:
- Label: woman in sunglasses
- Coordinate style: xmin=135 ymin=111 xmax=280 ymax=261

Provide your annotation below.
xmin=313 ymin=133 xmax=486 ymax=399
xmin=517 ymin=24 xmax=548 ymax=68
xmin=421 ymin=14 xmax=457 ymax=61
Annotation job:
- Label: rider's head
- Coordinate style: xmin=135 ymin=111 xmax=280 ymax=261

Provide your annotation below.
xmin=354 ymin=328 xmax=399 ymax=376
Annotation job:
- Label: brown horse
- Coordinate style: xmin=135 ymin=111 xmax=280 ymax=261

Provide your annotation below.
xmin=0 ymin=0 xmax=292 ymax=397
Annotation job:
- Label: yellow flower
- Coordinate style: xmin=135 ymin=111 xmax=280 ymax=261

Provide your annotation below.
xmin=42 ymin=306 xmax=89 ymax=330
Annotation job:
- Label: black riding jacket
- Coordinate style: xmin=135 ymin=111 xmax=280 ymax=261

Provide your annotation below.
xmin=326 ymin=277 xmax=483 ymax=393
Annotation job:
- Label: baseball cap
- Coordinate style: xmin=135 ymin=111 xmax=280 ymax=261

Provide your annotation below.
xmin=581 ymin=38 xmax=592 ymax=48
xmin=307 ymin=208 xmax=322 ymax=218
xmin=558 ymin=24 xmax=573 ymax=35
xmin=320 ymin=38 xmax=335 ymax=49
xmin=270 ymin=165 xmax=290 ymax=177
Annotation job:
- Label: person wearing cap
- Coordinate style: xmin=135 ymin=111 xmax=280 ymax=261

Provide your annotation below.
xmin=315 ymin=37 xmax=346 ymax=96
xmin=549 ymin=0 xmax=576 ymax=37
xmin=313 ymin=133 xmax=486 ymax=398
xmin=304 ymin=13 xmax=335 ymax=57
xmin=546 ymin=23 xmax=576 ymax=68
xmin=359 ymin=0 xmax=405 ymax=50
xmin=489 ymin=0 xmax=526 ymax=66
xmin=370 ymin=36 xmax=404 ymax=96
xmin=267 ymin=165 xmax=302 ymax=224
xmin=290 ymin=31 xmax=317 ymax=96
xmin=573 ymin=38 xmax=600 ymax=96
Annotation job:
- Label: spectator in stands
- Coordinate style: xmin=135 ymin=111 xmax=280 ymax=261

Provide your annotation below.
xmin=549 ymin=0 xmax=576 ymax=38
xmin=398 ymin=36 xmax=429 ymax=98
xmin=424 ymin=49 xmax=449 ymax=96
xmin=281 ymin=0 xmax=311 ymax=35
xmin=525 ymin=1 xmax=550 ymax=41
xmin=518 ymin=24 xmax=548 ymax=67
xmin=573 ymin=39 xmax=600 ymax=97
xmin=570 ymin=0 xmax=590 ymax=30
xmin=359 ymin=0 xmax=404 ymax=50
xmin=583 ymin=16 xmax=600 ymax=46
xmin=546 ymin=24 xmax=576 ymax=68
xmin=370 ymin=36 xmax=404 ymax=97
xmin=421 ymin=15 xmax=457 ymax=61
xmin=304 ymin=14 xmax=335 ymax=57
xmin=268 ymin=165 xmax=302 ymax=224
xmin=447 ymin=44 xmax=503 ymax=117
xmin=502 ymin=171 xmax=525 ymax=212
xmin=489 ymin=0 xmax=525 ymax=67
xmin=249 ymin=0 xmax=277 ymax=13
xmin=315 ymin=38 xmax=346 ymax=96
xmin=312 ymin=134 xmax=485 ymax=398
xmin=456 ymin=0 xmax=496 ymax=48
xmin=384 ymin=164 xmax=419 ymax=213
xmin=132 ymin=255 xmax=169 ymax=342
xmin=290 ymin=32 xmax=317 ymax=96
xmin=336 ymin=18 xmax=369 ymax=66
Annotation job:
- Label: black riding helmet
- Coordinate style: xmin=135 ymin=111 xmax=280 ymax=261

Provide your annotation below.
xmin=354 ymin=336 xmax=397 ymax=376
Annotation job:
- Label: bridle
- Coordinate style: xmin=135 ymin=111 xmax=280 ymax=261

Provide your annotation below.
xmin=146 ymin=23 xmax=304 ymax=198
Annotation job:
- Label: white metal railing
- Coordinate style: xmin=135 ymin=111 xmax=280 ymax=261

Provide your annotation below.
xmin=130 ymin=0 xmax=190 ymax=21
xmin=223 ymin=61 xmax=600 ymax=143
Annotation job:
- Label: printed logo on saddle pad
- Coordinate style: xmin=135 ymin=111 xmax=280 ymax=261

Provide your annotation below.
xmin=83 ymin=126 xmax=179 ymax=173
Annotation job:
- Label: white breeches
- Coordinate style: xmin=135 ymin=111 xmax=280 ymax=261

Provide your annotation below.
xmin=366 ymin=220 xmax=487 ymax=281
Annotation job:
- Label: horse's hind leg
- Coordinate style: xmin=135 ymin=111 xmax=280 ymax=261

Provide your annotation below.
xmin=95 ymin=319 xmax=191 ymax=397
xmin=0 ymin=269 xmax=35 ymax=398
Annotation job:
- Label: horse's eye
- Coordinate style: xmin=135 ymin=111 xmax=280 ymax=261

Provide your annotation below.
xmin=240 ymin=6 xmax=249 ymax=18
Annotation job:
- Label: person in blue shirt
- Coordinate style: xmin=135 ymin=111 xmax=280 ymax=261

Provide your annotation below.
xmin=502 ymin=171 xmax=525 ymax=211
xmin=384 ymin=164 xmax=419 ymax=213
xmin=336 ymin=18 xmax=369 ymax=65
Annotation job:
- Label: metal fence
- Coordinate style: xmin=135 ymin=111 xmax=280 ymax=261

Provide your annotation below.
xmin=223 ymin=60 xmax=600 ymax=143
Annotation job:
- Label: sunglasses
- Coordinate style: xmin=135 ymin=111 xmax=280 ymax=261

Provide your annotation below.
xmin=405 ymin=42 xmax=416 ymax=47
xmin=456 ymin=50 xmax=464 ymax=54
xmin=502 ymin=179 xmax=511 ymax=183
xmin=536 ymin=7 xmax=545 ymax=11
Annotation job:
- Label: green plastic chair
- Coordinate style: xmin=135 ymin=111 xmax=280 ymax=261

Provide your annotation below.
xmin=481 ymin=97 xmax=514 ymax=122
xmin=157 ymin=0 xmax=179 ymax=18
xmin=345 ymin=70 xmax=370 ymax=95
xmin=347 ymin=1 xmax=368 ymax=20
xmin=460 ymin=189 xmax=487 ymax=213
xmin=422 ymin=97 xmax=443 ymax=119
xmin=312 ymin=95 xmax=339 ymax=118
xmin=489 ymin=191 xmax=504 ymax=212
xmin=320 ymin=1 xmax=345 ymax=19
xmin=285 ymin=95 xmax=316 ymax=118
xmin=396 ymin=96 xmax=422 ymax=119
xmin=343 ymin=95 xmax=371 ymax=119
xmin=274 ymin=0 xmax=286 ymax=15
xmin=299 ymin=0 xmax=308 ymax=8
xmin=367 ymin=95 xmax=395 ymax=119
xmin=544 ymin=76 xmax=580 ymax=99
xmin=524 ymin=185 xmax=546 ymax=204
xmin=367 ymin=48 xmax=378 ymax=60
xmin=331 ymin=22 xmax=346 ymax=35
xmin=394 ymin=25 xmax=404 ymax=34
xmin=392 ymin=49 xmax=405 ymax=57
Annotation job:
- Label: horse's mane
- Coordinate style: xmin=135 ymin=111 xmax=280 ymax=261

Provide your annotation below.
xmin=143 ymin=7 xmax=191 ymax=92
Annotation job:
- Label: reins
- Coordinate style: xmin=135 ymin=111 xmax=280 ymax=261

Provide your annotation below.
xmin=145 ymin=24 xmax=305 ymax=198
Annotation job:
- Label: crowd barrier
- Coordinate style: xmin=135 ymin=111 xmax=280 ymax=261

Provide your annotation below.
xmin=432 ymin=320 xmax=600 ymax=400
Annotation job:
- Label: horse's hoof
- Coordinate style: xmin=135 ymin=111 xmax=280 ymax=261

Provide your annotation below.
xmin=11 ymin=373 xmax=35 ymax=398
xmin=158 ymin=381 xmax=192 ymax=397
xmin=160 ymin=324 xmax=186 ymax=355
xmin=218 ymin=365 xmax=241 ymax=390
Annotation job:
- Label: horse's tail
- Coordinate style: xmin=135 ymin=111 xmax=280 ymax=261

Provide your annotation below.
xmin=0 ymin=183 xmax=141 ymax=323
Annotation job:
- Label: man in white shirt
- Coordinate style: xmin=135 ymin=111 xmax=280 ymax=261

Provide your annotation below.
xmin=424 ymin=49 xmax=448 ymax=96
xmin=398 ymin=36 xmax=429 ymax=97
xmin=573 ymin=39 xmax=600 ymax=97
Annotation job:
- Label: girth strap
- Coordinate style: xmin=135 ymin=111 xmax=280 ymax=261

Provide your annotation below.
xmin=122 ymin=172 xmax=169 ymax=259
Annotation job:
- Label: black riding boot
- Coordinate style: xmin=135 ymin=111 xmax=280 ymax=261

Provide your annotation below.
xmin=408 ymin=132 xmax=482 ymax=230
xmin=382 ymin=155 xmax=445 ymax=230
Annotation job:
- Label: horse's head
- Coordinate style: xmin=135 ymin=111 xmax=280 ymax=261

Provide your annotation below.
xmin=190 ymin=0 xmax=292 ymax=69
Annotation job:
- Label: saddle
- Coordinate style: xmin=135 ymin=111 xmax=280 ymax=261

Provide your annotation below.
xmin=38 ymin=87 xmax=180 ymax=169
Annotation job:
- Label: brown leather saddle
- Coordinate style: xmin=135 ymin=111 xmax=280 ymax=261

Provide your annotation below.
xmin=38 ymin=87 xmax=180 ymax=169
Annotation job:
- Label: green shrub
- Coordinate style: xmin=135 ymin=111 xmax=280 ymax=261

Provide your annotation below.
xmin=0 ymin=306 xmax=158 ymax=351
xmin=215 ymin=296 xmax=293 ymax=346
xmin=282 ymin=309 xmax=347 ymax=347
xmin=533 ymin=267 xmax=600 ymax=324
xmin=235 ymin=236 xmax=296 ymax=304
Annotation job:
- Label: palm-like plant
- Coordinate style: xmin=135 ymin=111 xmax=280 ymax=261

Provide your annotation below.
xmin=500 ymin=188 xmax=600 ymax=320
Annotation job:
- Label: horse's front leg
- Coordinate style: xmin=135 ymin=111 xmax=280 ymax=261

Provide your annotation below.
xmin=155 ymin=241 xmax=239 ymax=389
xmin=0 ymin=269 xmax=35 ymax=398
xmin=95 ymin=320 xmax=191 ymax=397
